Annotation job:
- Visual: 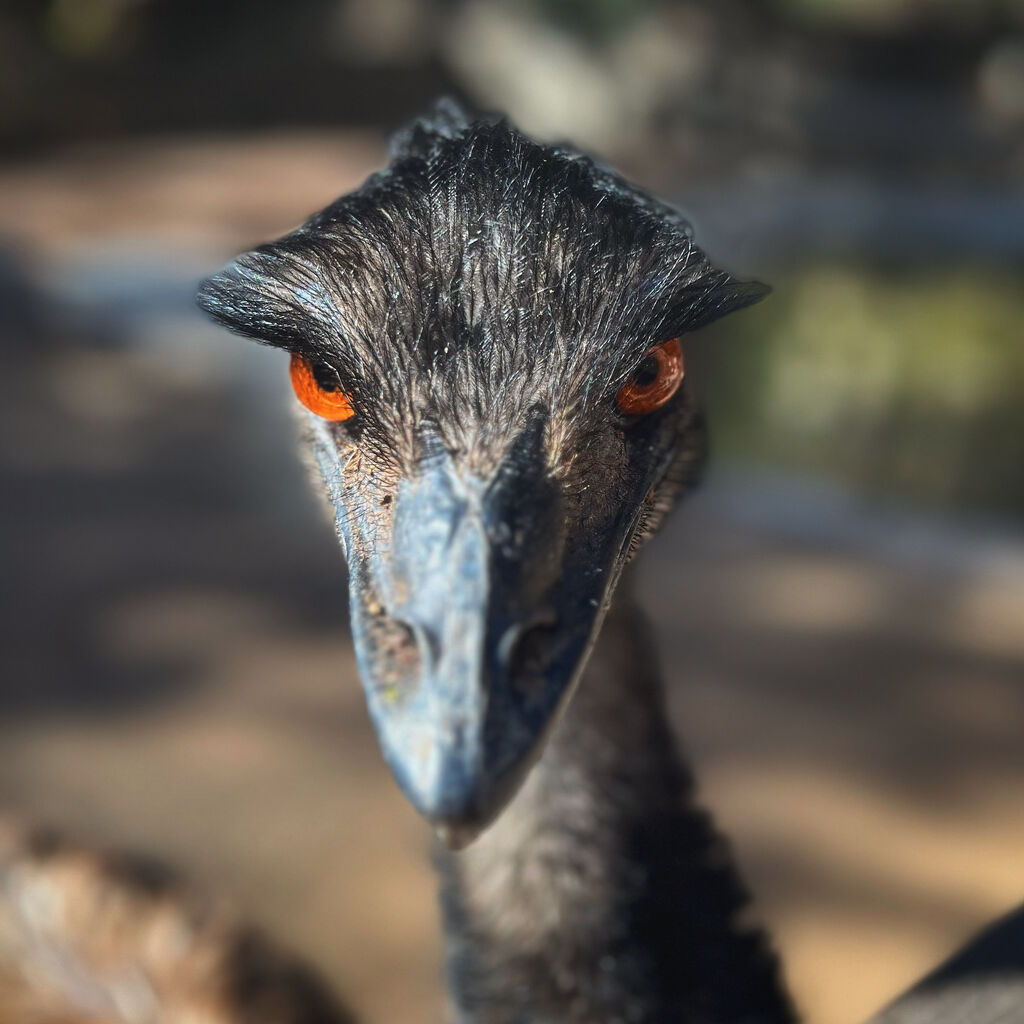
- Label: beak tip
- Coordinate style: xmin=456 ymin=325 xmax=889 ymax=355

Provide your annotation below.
xmin=383 ymin=737 xmax=490 ymax=833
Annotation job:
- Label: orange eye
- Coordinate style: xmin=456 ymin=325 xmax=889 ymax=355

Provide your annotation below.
xmin=289 ymin=353 xmax=354 ymax=422
xmin=616 ymin=338 xmax=684 ymax=416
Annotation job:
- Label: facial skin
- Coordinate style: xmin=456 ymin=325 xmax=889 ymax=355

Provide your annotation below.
xmin=198 ymin=105 xmax=766 ymax=845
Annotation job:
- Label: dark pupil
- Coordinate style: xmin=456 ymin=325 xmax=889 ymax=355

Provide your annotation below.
xmin=632 ymin=355 xmax=660 ymax=390
xmin=312 ymin=360 xmax=340 ymax=392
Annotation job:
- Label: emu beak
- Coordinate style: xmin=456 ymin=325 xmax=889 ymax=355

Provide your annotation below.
xmin=316 ymin=417 xmax=636 ymax=847
xmin=370 ymin=460 xmax=560 ymax=844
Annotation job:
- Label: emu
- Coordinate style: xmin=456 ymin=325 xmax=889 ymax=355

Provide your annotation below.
xmin=198 ymin=99 xmax=789 ymax=1024
xmin=1 ymin=101 xmax=1021 ymax=1023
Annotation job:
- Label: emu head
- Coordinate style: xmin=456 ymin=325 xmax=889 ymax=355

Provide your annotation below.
xmin=198 ymin=102 xmax=767 ymax=846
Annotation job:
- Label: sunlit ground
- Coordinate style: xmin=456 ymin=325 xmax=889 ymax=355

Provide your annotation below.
xmin=1 ymin=133 xmax=1022 ymax=1024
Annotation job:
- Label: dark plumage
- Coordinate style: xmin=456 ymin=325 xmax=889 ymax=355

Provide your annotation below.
xmin=197 ymin=100 xmax=763 ymax=479
xmin=436 ymin=590 xmax=798 ymax=1024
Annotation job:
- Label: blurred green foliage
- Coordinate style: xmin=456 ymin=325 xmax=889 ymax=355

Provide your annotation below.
xmin=707 ymin=265 xmax=1024 ymax=518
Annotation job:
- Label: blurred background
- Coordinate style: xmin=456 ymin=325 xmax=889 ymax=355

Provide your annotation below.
xmin=0 ymin=1 xmax=1022 ymax=1021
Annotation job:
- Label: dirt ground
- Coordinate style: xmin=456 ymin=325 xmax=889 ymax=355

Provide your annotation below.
xmin=1 ymin=134 xmax=1022 ymax=1024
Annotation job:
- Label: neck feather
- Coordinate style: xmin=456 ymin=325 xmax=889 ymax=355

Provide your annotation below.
xmin=435 ymin=576 xmax=796 ymax=1024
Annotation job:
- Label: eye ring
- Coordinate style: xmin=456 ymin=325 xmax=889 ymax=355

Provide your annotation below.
xmin=289 ymin=353 xmax=355 ymax=421
xmin=616 ymin=338 xmax=684 ymax=416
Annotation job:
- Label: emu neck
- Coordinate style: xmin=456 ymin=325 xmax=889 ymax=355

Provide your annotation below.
xmin=436 ymin=577 xmax=795 ymax=1024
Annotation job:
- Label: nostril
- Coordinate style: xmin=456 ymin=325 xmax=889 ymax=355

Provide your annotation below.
xmin=368 ymin=612 xmax=424 ymax=689
xmin=499 ymin=613 xmax=557 ymax=688
xmin=390 ymin=611 xmax=441 ymax=671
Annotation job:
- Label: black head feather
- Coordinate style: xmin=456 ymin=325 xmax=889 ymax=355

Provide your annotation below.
xmin=197 ymin=100 xmax=766 ymax=474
